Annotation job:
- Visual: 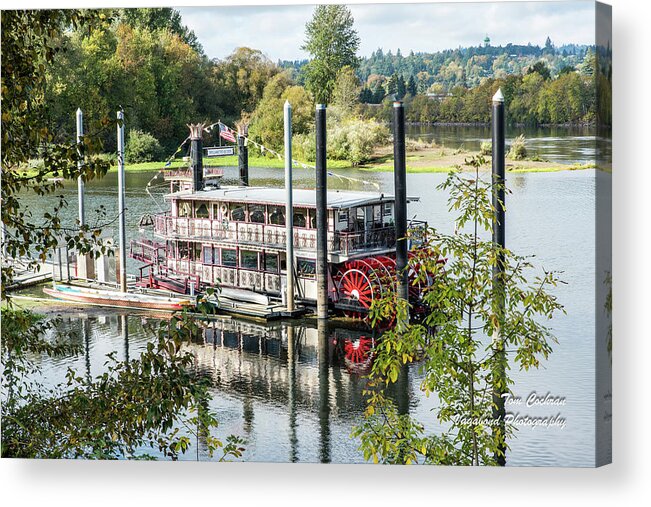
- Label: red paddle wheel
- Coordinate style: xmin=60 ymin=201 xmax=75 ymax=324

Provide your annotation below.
xmin=334 ymin=256 xmax=396 ymax=319
xmin=333 ymin=252 xmax=438 ymax=321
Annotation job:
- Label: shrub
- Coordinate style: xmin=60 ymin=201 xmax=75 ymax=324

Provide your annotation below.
xmin=507 ymin=134 xmax=527 ymax=160
xmin=125 ymin=130 xmax=164 ymax=163
xmin=480 ymin=141 xmax=492 ymax=156
xmin=327 ymin=117 xmax=389 ymax=166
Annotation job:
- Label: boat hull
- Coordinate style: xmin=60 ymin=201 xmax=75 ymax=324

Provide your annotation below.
xmin=43 ymin=286 xmax=192 ymax=311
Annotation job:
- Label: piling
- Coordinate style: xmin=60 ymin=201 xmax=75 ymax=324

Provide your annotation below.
xmin=491 ymin=87 xmax=507 ymax=466
xmin=76 ymin=108 xmax=85 ymax=226
xmin=189 ymin=123 xmax=204 ymax=192
xmin=116 ymin=110 xmax=127 ymax=292
xmin=315 ymin=104 xmax=328 ymax=319
xmin=75 ymin=108 xmax=94 ymax=280
xmin=284 ymin=101 xmax=295 ymax=312
xmin=238 ymin=128 xmax=249 ymax=186
xmin=393 ymin=101 xmax=409 ymax=319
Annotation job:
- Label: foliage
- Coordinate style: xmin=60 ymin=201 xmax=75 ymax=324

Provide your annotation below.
xmin=507 ymin=134 xmax=528 ymax=160
xmin=212 ymin=47 xmax=279 ymax=115
xmin=248 ymin=73 xmax=314 ymax=155
xmin=353 ymin=156 xmax=564 ymax=465
xmin=1 ymin=307 xmax=245 ymax=460
xmin=1 ymin=9 xmax=115 ymax=295
xmin=332 ymin=66 xmax=362 ymax=112
xmin=124 ymin=129 xmax=164 ymax=163
xmin=118 ymin=7 xmax=203 ymax=54
xmin=301 ymin=5 xmax=360 ymax=104
xmin=1 ymin=9 xmax=243 ymax=462
xmin=480 ymin=141 xmax=492 ymax=156
xmin=327 ymin=115 xmax=389 ymax=166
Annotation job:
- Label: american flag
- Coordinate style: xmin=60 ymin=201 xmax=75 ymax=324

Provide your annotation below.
xmin=219 ymin=124 xmax=236 ymax=143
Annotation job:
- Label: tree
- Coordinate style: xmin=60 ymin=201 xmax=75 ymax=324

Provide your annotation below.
xmin=353 ymin=157 xmax=564 ymax=465
xmin=527 ymin=61 xmax=551 ymax=80
xmin=407 ymin=75 xmax=418 ymax=96
xmin=396 ymin=75 xmax=407 ymax=99
xmin=1 ymin=10 xmax=242 ymax=460
xmin=332 ymin=65 xmax=361 ymax=111
xmin=301 ymin=5 xmax=360 ymax=104
xmin=118 ymin=7 xmax=203 ymax=54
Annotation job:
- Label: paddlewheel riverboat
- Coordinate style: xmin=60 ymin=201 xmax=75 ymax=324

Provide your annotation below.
xmin=130 ymin=150 xmax=427 ymax=319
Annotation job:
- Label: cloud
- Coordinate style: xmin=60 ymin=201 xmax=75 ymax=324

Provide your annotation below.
xmin=177 ymin=1 xmax=595 ymax=61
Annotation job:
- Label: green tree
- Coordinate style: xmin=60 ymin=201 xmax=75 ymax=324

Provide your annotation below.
xmin=301 ymin=5 xmax=360 ymax=104
xmin=118 ymin=7 xmax=203 ymax=54
xmin=407 ymin=75 xmax=417 ymax=96
xmin=527 ymin=61 xmax=551 ymax=80
xmin=331 ymin=65 xmax=361 ymax=111
xmin=353 ymin=156 xmax=564 ymax=465
xmin=1 ymin=10 xmax=242 ymax=460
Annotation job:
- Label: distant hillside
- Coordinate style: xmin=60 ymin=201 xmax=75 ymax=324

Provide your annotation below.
xmin=280 ymin=40 xmax=593 ymax=94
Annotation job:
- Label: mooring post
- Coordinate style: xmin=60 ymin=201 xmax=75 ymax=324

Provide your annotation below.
xmin=393 ymin=101 xmax=409 ymax=322
xmin=284 ymin=101 xmax=295 ymax=312
xmin=116 ymin=110 xmax=127 ymax=292
xmin=76 ymin=108 xmax=85 ymax=227
xmin=316 ymin=104 xmax=328 ymax=319
xmin=238 ymin=128 xmax=249 ymax=186
xmin=189 ymin=123 xmax=205 ymax=192
xmin=491 ymin=87 xmax=507 ymax=466
xmin=75 ymin=108 xmax=94 ymax=280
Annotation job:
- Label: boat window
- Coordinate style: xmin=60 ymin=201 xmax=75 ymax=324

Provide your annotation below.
xmin=248 ymin=204 xmax=265 ymax=224
xmin=178 ymin=242 xmax=190 ymax=259
xmin=202 ymin=246 xmax=213 ymax=264
xmin=264 ymin=253 xmax=278 ymax=273
xmin=338 ymin=210 xmax=348 ymax=223
xmin=221 ymin=249 xmax=237 ymax=267
xmin=240 ymin=250 xmax=259 ymax=270
xmin=195 ymin=202 xmax=210 ymax=219
xmin=308 ymin=209 xmax=316 ymax=229
xmin=294 ymin=208 xmax=307 ymax=228
xmin=213 ymin=248 xmax=220 ymax=265
xmin=269 ymin=206 xmax=285 ymax=226
xmin=178 ymin=201 xmax=191 ymax=217
xmin=297 ymin=258 xmax=316 ymax=279
xmin=230 ymin=204 xmax=246 ymax=222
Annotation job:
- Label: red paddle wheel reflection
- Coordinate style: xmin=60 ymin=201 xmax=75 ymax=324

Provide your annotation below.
xmin=342 ymin=335 xmax=375 ymax=374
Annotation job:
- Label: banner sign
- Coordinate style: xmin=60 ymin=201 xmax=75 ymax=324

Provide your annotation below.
xmin=204 ymin=146 xmax=235 ymax=157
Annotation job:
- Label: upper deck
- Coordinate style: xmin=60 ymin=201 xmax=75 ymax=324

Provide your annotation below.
xmin=165 ymin=186 xmax=401 ymax=210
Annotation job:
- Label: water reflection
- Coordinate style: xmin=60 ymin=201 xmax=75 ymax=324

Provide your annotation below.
xmin=44 ymin=311 xmax=400 ymax=463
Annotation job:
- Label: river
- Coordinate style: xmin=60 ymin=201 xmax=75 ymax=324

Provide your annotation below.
xmin=11 ymin=127 xmax=601 ymax=466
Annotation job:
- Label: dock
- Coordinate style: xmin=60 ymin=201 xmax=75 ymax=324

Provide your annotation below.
xmin=216 ymin=298 xmax=312 ymax=321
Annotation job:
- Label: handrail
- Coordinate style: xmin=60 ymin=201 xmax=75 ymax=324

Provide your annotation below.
xmin=150 ymin=213 xmax=426 ymax=255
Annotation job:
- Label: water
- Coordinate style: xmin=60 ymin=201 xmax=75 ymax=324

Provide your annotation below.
xmin=12 ymin=127 xmax=598 ymax=466
xmin=406 ymin=124 xmax=607 ymax=165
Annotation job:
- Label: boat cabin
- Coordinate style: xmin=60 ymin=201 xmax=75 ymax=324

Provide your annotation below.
xmin=137 ymin=186 xmax=416 ymax=302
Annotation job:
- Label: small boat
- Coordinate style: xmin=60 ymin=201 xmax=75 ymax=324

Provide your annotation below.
xmin=43 ymin=284 xmax=194 ymax=311
xmin=218 ymin=287 xmax=270 ymax=306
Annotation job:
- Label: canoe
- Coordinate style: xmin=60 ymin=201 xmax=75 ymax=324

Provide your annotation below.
xmin=43 ymin=285 xmax=194 ymax=311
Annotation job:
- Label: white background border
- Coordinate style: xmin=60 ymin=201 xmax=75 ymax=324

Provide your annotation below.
xmin=2 ymin=0 xmax=648 ymax=504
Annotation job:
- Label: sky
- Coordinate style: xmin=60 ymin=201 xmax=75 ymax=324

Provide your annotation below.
xmin=175 ymin=1 xmax=596 ymax=61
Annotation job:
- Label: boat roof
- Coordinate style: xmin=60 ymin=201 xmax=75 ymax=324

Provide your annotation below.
xmin=165 ymin=186 xmax=417 ymax=209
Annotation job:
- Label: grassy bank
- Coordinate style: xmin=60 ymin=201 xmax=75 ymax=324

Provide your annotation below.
xmin=358 ymin=145 xmax=597 ymax=174
xmin=17 ymin=147 xmax=596 ymax=178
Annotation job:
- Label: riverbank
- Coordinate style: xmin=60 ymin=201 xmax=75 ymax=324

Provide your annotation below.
xmin=18 ymin=145 xmax=595 ymax=178
xmin=358 ymin=145 xmax=596 ymax=173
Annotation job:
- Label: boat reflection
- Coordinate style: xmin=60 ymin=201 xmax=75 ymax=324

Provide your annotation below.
xmin=53 ymin=311 xmax=411 ymax=463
